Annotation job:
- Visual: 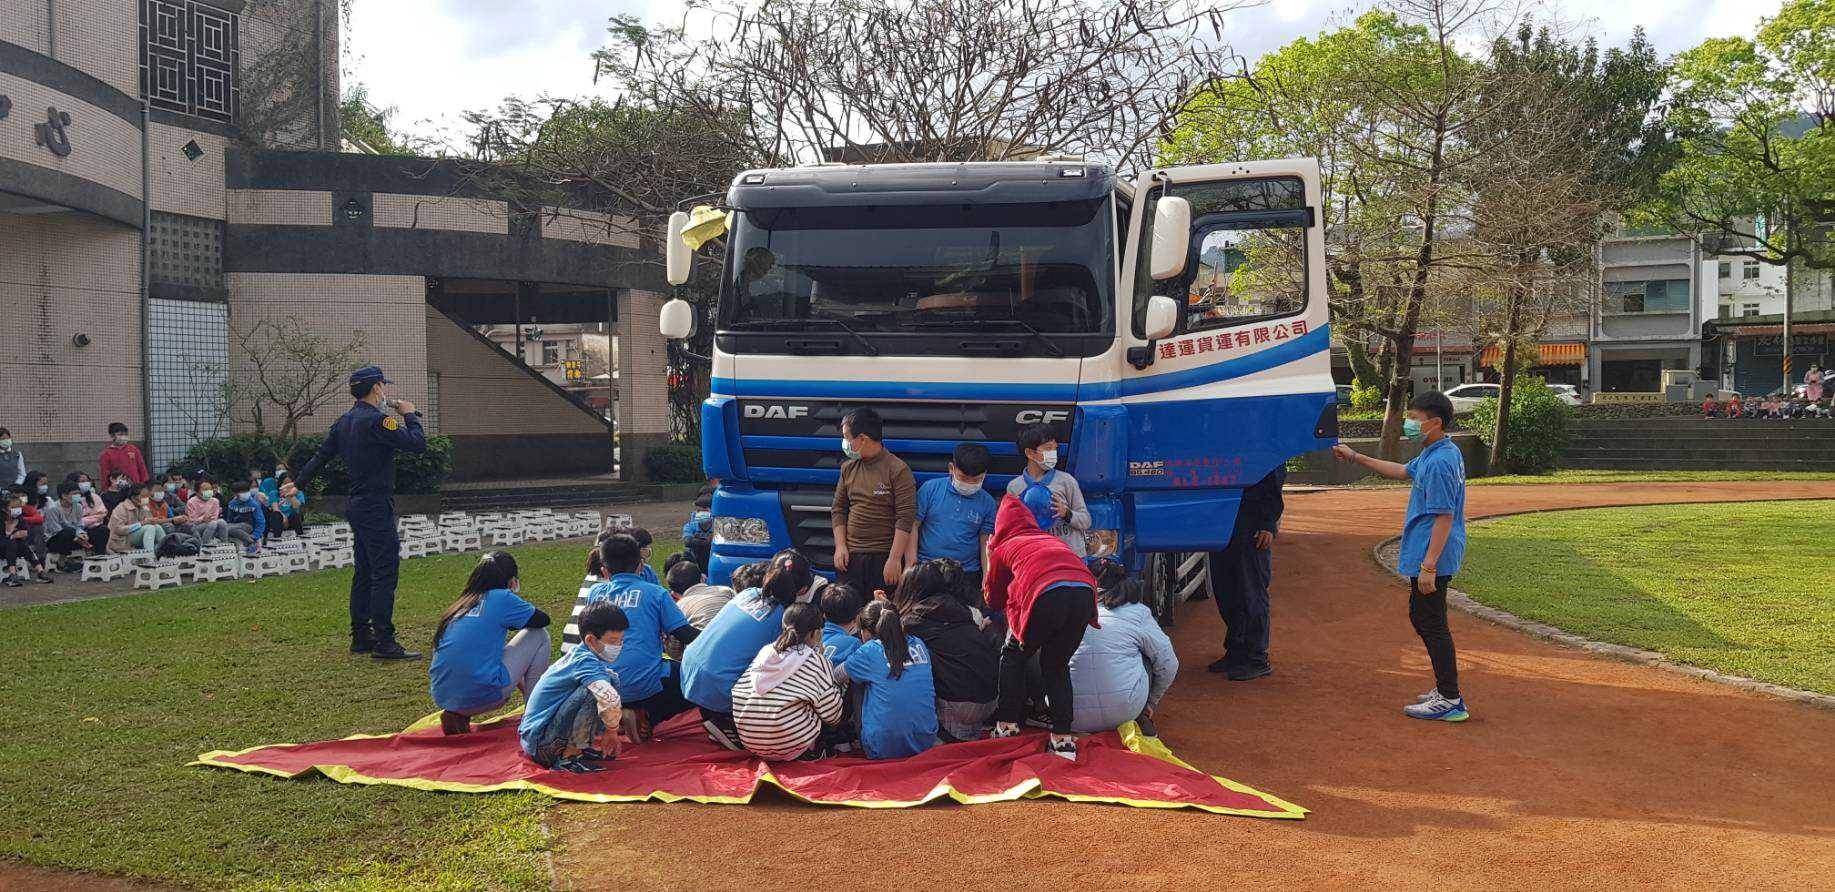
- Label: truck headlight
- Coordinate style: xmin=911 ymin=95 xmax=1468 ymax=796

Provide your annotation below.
xmin=1085 ymin=529 xmax=1119 ymax=558
xmin=712 ymin=516 xmax=771 ymax=546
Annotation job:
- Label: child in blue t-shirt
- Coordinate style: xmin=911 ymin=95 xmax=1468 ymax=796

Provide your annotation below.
xmin=679 ymin=549 xmax=816 ymax=750
xmin=519 ymin=601 xmax=630 ymax=773
xmin=584 ymin=533 xmax=699 ymax=736
xmin=910 ymin=443 xmax=998 ymax=602
xmin=818 ymin=583 xmax=865 ymax=670
xmin=841 ymin=601 xmax=938 ymax=759
xmin=627 ymin=527 xmax=661 ymax=585
xmin=1332 ymin=390 xmax=1469 ymax=723
xmin=429 ymin=552 xmax=553 ymax=734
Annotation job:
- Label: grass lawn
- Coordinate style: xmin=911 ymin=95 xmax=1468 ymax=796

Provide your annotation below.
xmin=1470 ymin=469 xmax=1835 ymax=486
xmin=0 ymin=537 xmax=679 ymax=890
xmin=1346 ymin=469 xmax=1835 ymax=487
xmin=1458 ymin=501 xmax=1835 ymax=695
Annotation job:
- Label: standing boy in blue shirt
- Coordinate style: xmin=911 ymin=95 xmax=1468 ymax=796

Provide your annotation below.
xmin=1332 ymin=390 xmax=1469 ymax=722
xmin=584 ymin=533 xmax=700 ymax=735
xmin=908 ymin=443 xmax=999 ymax=602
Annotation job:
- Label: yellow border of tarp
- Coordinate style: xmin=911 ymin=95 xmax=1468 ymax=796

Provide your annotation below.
xmin=192 ymin=715 xmax=1307 ymax=818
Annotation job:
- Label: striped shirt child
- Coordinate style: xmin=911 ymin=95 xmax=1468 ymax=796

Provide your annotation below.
xmin=732 ymin=642 xmax=843 ymax=761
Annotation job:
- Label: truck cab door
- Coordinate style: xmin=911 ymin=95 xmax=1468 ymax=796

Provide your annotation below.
xmin=1115 ymin=158 xmax=1336 ymax=550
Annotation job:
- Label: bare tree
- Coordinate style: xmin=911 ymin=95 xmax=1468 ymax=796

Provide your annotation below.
xmin=226 ymin=317 xmax=368 ymax=443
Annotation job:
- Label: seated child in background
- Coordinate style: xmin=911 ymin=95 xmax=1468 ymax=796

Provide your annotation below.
xmin=3 ymin=490 xmax=50 ymax=585
xmin=732 ymin=602 xmax=844 ymax=760
xmin=819 ymin=584 xmax=866 ymax=671
xmin=839 ymin=600 xmax=938 ymax=759
xmin=1006 ymin=424 xmax=1092 ymax=557
xmin=519 ymin=601 xmax=629 ymax=773
xmin=42 ymin=482 xmax=93 ymax=571
xmin=1701 ymin=396 xmax=1719 ymax=418
xmin=106 ymin=483 xmax=165 ymax=554
xmin=898 ymin=560 xmax=1000 ymax=743
xmin=1726 ymin=394 xmax=1744 ymax=417
xmin=629 ymin=527 xmax=660 ymax=584
xmin=429 ymin=551 xmax=552 ymax=735
xmin=583 ymin=533 xmax=700 ymax=736
xmin=669 ymin=557 xmax=735 ymax=631
xmin=221 ymin=479 xmax=267 ymax=557
xmin=561 ymin=538 xmax=608 ymax=653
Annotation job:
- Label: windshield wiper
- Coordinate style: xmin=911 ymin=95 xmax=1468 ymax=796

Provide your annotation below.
xmin=984 ymin=318 xmax=1065 ymax=357
xmin=804 ymin=313 xmax=881 ymax=356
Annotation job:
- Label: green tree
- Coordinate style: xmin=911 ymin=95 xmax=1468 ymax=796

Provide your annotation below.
xmin=1167 ymin=2 xmax=1504 ymax=459
xmin=1462 ymin=24 xmax=1665 ymax=470
xmin=1641 ymin=0 xmax=1833 ymax=271
xmin=339 ymin=84 xmax=430 ymax=155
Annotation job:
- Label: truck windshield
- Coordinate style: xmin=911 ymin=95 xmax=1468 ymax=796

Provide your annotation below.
xmin=721 ymin=197 xmax=1113 ymax=334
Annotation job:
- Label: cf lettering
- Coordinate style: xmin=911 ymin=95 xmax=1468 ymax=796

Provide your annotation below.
xmin=1016 ymin=409 xmax=1070 ymax=425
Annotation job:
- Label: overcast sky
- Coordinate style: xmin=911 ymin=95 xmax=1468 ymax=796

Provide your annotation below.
xmin=347 ymin=0 xmax=1781 ymax=149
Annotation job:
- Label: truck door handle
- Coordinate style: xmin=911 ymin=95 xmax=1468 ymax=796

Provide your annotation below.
xmin=786 ymin=339 xmax=842 ymax=354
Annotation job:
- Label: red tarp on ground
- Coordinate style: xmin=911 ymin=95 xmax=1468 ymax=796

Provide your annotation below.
xmin=193 ymin=713 xmax=1306 ymax=818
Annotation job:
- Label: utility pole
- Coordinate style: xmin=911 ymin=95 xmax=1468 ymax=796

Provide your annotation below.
xmin=1435 ymin=328 xmax=1444 ymax=389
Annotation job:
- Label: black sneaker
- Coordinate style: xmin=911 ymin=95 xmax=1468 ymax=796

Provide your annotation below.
xmin=34 ymin=570 xmax=53 ymax=584
xmin=551 ymin=756 xmax=606 ymax=774
xmin=3 ymin=575 xmax=22 ymax=588
xmin=702 ymin=718 xmax=743 ymax=751
xmin=439 ymin=710 xmax=472 ymax=735
xmin=350 ymin=632 xmax=374 ymax=655
xmin=370 ymin=638 xmax=422 ymax=661
xmin=1207 ymin=657 xmax=1233 ymax=674
xmin=1228 ymin=664 xmax=1273 ymax=682
xmin=579 ymin=747 xmax=615 ymax=762
xmin=1046 ymin=735 xmax=1078 ymax=761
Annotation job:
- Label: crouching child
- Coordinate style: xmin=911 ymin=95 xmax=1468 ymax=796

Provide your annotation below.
xmin=518 ymin=602 xmax=629 ymax=773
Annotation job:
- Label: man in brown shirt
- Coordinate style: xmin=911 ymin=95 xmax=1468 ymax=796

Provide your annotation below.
xmin=831 ymin=407 xmax=916 ymax=593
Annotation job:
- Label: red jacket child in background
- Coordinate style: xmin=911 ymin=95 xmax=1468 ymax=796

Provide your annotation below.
xmin=99 ymin=422 xmax=150 ymax=486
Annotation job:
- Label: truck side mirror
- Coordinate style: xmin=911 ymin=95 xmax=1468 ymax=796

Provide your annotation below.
xmin=659 ymin=298 xmax=694 ymax=340
xmin=1149 ymin=195 xmax=1192 ymax=281
xmin=666 ymin=211 xmax=691 ymax=286
xmin=1143 ymin=295 xmax=1178 ymax=341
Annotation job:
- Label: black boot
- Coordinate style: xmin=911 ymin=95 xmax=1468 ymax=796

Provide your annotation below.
xmin=350 ymin=626 xmax=374 ymax=655
xmin=370 ymin=636 xmax=421 ymax=661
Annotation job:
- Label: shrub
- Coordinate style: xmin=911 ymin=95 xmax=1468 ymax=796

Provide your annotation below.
xmin=1350 ymin=378 xmax=1384 ymax=411
xmin=643 ymin=443 xmax=704 ymax=483
xmin=180 ymin=433 xmax=454 ymax=495
xmin=1469 ymin=376 xmax=1572 ymax=474
xmin=175 ymin=435 xmax=283 ymax=485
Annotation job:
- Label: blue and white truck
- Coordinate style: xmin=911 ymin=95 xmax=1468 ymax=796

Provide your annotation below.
xmin=659 ymin=157 xmax=1337 ymax=619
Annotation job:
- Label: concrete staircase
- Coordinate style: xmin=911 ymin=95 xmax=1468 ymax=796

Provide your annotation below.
xmin=1561 ymin=418 xmax=1835 ymax=471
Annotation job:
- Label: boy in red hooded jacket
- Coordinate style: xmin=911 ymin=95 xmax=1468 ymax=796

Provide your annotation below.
xmin=983 ymin=494 xmax=1098 ymax=760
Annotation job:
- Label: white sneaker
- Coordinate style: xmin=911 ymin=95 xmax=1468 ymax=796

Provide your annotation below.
xmin=988 ymin=722 xmax=1021 ymax=740
xmin=702 ymin=719 xmax=743 ymax=751
xmin=1416 ymin=688 xmax=1440 ymax=703
xmin=1046 ymin=734 xmax=1078 ymax=761
xmin=1403 ymin=694 xmax=1469 ymax=722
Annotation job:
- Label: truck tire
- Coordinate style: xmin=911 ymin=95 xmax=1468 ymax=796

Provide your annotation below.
xmin=1144 ymin=552 xmax=1179 ymax=627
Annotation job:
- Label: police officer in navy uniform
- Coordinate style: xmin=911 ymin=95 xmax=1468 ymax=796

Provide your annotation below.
xmin=298 ymin=365 xmax=428 ymax=660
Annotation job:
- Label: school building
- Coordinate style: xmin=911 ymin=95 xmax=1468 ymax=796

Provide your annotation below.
xmin=1 ymin=0 xmax=671 ymax=484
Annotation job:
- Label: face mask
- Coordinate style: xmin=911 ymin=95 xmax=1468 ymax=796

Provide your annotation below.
xmin=1403 ymin=418 xmax=1426 ymax=443
xmin=840 ymin=438 xmax=861 ymax=461
xmin=592 ymin=641 xmax=622 ymax=663
xmin=1038 ymin=448 xmax=1058 ymax=470
xmin=0 ymin=439 xmax=12 ymax=450
xmin=112 ymin=435 xmax=129 ymax=445
xmin=36 ymin=485 xmax=48 ymax=495
xmin=113 ymin=479 xmax=130 ymax=490
xmin=7 ymin=507 xmax=19 ymax=518
xmin=78 ymin=482 xmax=92 ymax=493
xmin=161 ymin=483 xmax=173 ymax=493
xmin=200 ymin=489 xmax=214 ymax=499
xmin=275 ymin=468 xmax=287 ymax=478
xmin=69 ymin=494 xmax=82 ymax=505
xmin=951 ymin=477 xmax=981 ymax=497
xmin=137 ymin=498 xmax=150 ymax=508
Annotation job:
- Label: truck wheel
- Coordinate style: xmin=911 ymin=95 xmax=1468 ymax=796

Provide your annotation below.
xmin=1144 ymin=553 xmax=1179 ymax=627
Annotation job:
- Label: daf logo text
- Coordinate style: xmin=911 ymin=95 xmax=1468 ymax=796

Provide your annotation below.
xmin=744 ymin=404 xmax=811 ymax=420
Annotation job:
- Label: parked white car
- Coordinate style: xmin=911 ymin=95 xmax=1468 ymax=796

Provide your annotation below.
xmin=1444 ymin=382 xmax=1581 ymax=410
xmin=1444 ymin=383 xmax=1502 ymax=412
xmin=1546 ymin=384 xmax=1583 ymax=406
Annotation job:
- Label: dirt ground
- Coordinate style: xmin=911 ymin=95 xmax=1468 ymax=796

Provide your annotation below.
xmin=552 ymin=482 xmax=1835 ymax=891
